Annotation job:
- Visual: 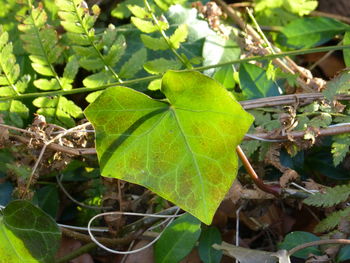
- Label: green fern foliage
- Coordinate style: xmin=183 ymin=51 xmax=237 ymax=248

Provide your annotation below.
xmin=323 ymin=70 xmax=350 ymax=101
xmin=33 ymin=96 xmax=83 ymax=127
xmin=314 ymin=206 xmax=350 ymax=233
xmin=17 ymin=2 xmax=82 ymax=127
xmin=56 ymin=0 xmax=126 ymax=86
xmin=332 ymin=134 xmax=350 ymax=166
xmin=0 ymin=27 xmax=29 ymax=127
xmin=18 ymin=3 xmax=63 ymax=79
xmin=129 ymin=1 xmax=191 ymax=74
xmin=304 ymin=184 xmax=350 ymax=207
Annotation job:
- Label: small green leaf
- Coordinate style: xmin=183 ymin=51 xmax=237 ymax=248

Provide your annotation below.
xmin=86 ymin=91 xmax=104 ymax=103
xmin=0 ymin=200 xmax=61 ymax=263
xmin=144 ymin=58 xmax=182 ymax=74
xmin=111 ymin=0 xmax=145 ymax=19
xmin=279 ymin=231 xmax=321 ymax=259
xmin=33 ymin=78 xmax=61 ymax=91
xmin=61 ymin=55 xmax=79 ymax=90
xmin=85 ymin=71 xmax=254 ymax=224
xmin=154 ymin=213 xmax=201 ymax=263
xmin=198 ymin=227 xmax=222 ymax=263
xmin=147 ymin=78 xmax=162 ymax=91
xmin=239 ymin=63 xmax=281 ymax=99
xmin=283 ymin=0 xmax=318 ymax=16
xmin=83 ymin=71 xmax=116 ymax=88
xmin=131 ymin=17 xmax=168 ymax=33
xmin=127 ymin=4 xmax=150 ymax=19
xmin=119 ymin=48 xmax=147 ymax=79
xmin=140 ymin=34 xmax=168 ymax=51
xmin=169 ymin=24 xmax=188 ymax=49
xmin=277 ymin=17 xmax=350 ymax=49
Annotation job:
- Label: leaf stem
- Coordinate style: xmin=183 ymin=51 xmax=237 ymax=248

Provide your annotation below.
xmin=0 ymin=44 xmax=349 ymax=101
xmin=236 ymin=146 xmax=281 ymax=196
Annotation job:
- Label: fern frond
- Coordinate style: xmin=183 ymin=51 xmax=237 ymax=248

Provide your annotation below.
xmin=0 ymin=27 xmax=29 ymax=127
xmin=56 ymin=0 xmax=124 ymax=84
xmin=129 ymin=1 xmax=191 ymax=72
xmin=304 ymin=184 xmax=350 ymax=207
xmin=18 ymin=3 xmax=63 ymax=80
xmin=332 ymin=134 xmax=350 ymax=167
xmin=323 ymin=70 xmax=350 ymax=101
xmin=315 ymin=206 xmax=350 ymax=233
xmin=33 ymin=96 xmax=83 ymax=128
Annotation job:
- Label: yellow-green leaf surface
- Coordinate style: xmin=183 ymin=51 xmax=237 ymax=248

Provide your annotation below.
xmin=0 ymin=200 xmax=61 ymax=263
xmin=85 ymin=71 xmax=253 ymax=224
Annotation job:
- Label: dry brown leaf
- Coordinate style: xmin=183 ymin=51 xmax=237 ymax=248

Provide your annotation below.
xmin=225 ymin=180 xmax=244 ymax=204
xmin=279 ymin=169 xmax=299 ymax=188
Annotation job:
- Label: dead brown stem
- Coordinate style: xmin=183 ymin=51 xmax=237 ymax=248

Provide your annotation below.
xmin=244 ymin=124 xmax=350 ymax=141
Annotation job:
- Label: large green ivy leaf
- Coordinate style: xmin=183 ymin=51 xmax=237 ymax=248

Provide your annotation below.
xmin=0 ymin=200 xmax=61 ymax=263
xmin=85 ymin=71 xmax=253 ymax=224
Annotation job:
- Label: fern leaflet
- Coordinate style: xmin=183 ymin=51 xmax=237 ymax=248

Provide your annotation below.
xmin=332 ymin=134 xmax=350 ymax=166
xmin=18 ymin=2 xmax=82 ymax=127
xmin=18 ymin=2 xmax=63 ymax=83
xmin=129 ymin=0 xmax=192 ymax=74
xmin=56 ymin=0 xmax=125 ymax=86
xmin=304 ymin=184 xmax=350 ymax=207
xmin=315 ymin=206 xmax=350 ymax=233
xmin=0 ymin=27 xmax=29 ymax=127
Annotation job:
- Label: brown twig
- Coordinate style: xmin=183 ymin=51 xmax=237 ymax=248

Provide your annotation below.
xmin=244 ymin=124 xmax=350 ymax=141
xmin=288 ymin=239 xmax=350 ymax=257
xmin=236 ymin=146 xmax=281 ymax=197
xmin=61 ymin=227 xmax=141 ymax=247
